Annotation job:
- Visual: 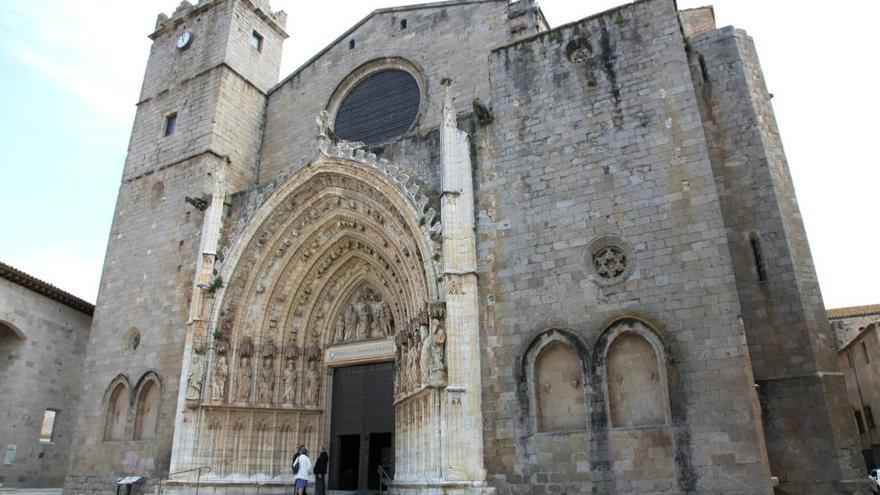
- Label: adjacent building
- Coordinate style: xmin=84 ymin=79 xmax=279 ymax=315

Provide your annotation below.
xmin=832 ymin=305 xmax=880 ymax=471
xmin=0 ymin=262 xmax=93 ymax=488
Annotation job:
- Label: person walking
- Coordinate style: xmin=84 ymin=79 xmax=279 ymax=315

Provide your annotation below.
xmin=292 ymin=445 xmax=311 ymax=495
xmin=313 ymin=446 xmax=328 ymax=495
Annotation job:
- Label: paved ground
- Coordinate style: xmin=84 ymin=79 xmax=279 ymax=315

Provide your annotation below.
xmin=0 ymin=490 xmax=62 ymax=495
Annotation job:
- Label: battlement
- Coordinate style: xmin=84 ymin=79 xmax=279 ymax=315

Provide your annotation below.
xmin=151 ymin=0 xmax=287 ymax=40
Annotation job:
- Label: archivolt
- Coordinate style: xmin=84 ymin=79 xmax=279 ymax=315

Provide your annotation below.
xmin=211 ymin=155 xmax=440 ymax=355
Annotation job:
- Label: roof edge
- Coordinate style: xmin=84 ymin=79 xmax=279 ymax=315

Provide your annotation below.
xmin=828 ymin=303 xmax=880 ymax=320
xmin=269 ymin=0 xmax=506 ymax=94
xmin=0 ymin=262 xmax=95 ymax=316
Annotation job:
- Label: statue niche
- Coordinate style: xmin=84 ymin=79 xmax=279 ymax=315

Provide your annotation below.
xmin=256 ymin=342 xmax=276 ymax=404
xmin=305 ymin=344 xmax=322 ymax=406
xmin=281 ymin=347 xmax=299 ymax=404
xmin=235 ymin=337 xmax=255 ymax=403
xmin=186 ymin=341 xmax=206 ymax=401
xmin=333 ymin=286 xmax=394 ymax=344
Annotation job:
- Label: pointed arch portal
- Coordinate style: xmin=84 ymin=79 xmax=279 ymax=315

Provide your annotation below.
xmin=171 ymin=152 xmax=450 ymax=488
xmin=169 ymin=90 xmax=489 ymax=494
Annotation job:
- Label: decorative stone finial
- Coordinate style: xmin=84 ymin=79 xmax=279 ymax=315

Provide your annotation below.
xmin=316 ymin=110 xmax=331 ymax=138
xmin=441 ymin=78 xmax=456 ymax=129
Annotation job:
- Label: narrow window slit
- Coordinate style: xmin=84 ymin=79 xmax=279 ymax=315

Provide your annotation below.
xmin=698 ymin=54 xmax=709 ymax=83
xmin=750 ymin=234 xmax=767 ymax=281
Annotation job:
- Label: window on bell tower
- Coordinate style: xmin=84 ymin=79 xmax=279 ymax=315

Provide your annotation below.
xmin=164 ymin=113 xmax=177 ymax=137
xmin=250 ymin=30 xmax=263 ymax=52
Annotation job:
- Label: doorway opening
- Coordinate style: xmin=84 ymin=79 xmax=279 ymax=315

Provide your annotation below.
xmin=329 ymin=362 xmax=394 ymax=490
xmin=367 ymin=432 xmax=393 ymax=489
xmin=337 ymin=434 xmax=360 ymax=489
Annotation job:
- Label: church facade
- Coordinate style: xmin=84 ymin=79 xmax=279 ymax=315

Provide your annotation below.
xmin=64 ymin=0 xmax=868 ymax=494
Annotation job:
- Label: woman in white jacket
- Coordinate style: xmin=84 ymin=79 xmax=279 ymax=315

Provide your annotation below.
xmin=292 ymin=447 xmax=311 ymax=495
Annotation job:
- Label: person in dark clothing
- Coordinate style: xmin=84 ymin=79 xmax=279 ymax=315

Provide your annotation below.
xmin=313 ymin=446 xmax=328 ymax=495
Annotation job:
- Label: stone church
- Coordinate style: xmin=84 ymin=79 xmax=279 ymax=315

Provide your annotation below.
xmin=63 ymin=0 xmax=868 ymax=493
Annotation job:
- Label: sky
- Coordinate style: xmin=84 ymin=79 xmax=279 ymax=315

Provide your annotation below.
xmin=0 ymin=0 xmax=877 ymax=309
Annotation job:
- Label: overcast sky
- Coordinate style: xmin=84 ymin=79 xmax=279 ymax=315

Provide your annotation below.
xmin=0 ymin=0 xmax=876 ymax=309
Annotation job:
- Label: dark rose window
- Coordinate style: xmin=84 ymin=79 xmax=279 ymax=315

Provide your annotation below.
xmin=334 ymin=69 xmax=420 ymax=144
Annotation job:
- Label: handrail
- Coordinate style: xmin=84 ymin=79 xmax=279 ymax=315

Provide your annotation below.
xmin=156 ymin=466 xmax=211 ymax=495
xmin=377 ymin=465 xmax=393 ymax=495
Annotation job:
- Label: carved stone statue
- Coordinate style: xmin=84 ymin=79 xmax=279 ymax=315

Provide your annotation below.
xmin=431 ymin=317 xmax=447 ymax=381
xmin=379 ymin=302 xmax=394 ymax=337
xmin=334 ymin=317 xmax=346 ymax=343
xmin=211 ymin=354 xmax=228 ymax=401
xmin=354 ymin=297 xmax=371 ymax=341
xmin=282 ymin=358 xmax=297 ymax=404
xmin=315 ymin=110 xmax=333 ymax=142
xmin=257 ymin=358 xmax=275 ymax=403
xmin=186 ymin=342 xmax=205 ymax=400
xmin=344 ymin=306 xmax=357 ymax=342
xmin=237 ymin=356 xmax=253 ymax=402
xmin=419 ymin=322 xmax=432 ymax=384
xmin=305 ymin=346 xmax=322 ymax=405
xmin=407 ymin=324 xmax=421 ymax=390
xmin=370 ymin=298 xmax=384 ymax=338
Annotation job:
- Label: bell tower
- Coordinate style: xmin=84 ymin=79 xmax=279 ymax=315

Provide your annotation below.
xmin=64 ymin=2 xmax=286 ymax=494
xmin=130 ymin=0 xmax=287 ymax=191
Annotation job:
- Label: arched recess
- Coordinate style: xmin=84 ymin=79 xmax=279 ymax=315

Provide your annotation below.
xmin=208 ymin=154 xmax=439 ymax=389
xmin=133 ymin=371 xmax=162 ymax=441
xmin=0 ymin=320 xmax=26 ymax=380
xmin=103 ymin=375 xmax=132 ymax=441
xmin=598 ymin=318 xmax=671 ymax=428
xmin=522 ymin=329 xmax=589 ymax=433
xmin=0 ymin=320 xmax=25 ymax=340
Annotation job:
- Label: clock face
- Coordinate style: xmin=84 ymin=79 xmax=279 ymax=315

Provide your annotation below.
xmin=176 ymin=31 xmax=193 ymax=50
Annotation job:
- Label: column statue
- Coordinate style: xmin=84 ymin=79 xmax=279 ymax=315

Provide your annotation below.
xmin=211 ymin=354 xmax=228 ymax=401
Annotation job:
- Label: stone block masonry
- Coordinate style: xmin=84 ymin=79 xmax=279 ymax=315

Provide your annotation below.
xmin=0 ymin=264 xmax=93 ymax=488
xmin=62 ymin=0 xmax=870 ymax=493
xmin=477 ymin=0 xmax=773 ymax=492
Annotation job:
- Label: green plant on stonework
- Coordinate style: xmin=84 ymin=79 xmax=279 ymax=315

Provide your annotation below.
xmin=213 ymin=330 xmax=223 ymax=341
xmin=207 ymin=275 xmax=224 ymax=294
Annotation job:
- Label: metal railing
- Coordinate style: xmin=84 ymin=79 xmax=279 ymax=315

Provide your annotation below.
xmin=156 ymin=466 xmax=211 ymax=495
xmin=377 ymin=465 xmax=393 ymax=495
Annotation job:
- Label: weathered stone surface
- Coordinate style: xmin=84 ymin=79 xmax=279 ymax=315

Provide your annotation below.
xmin=63 ymin=0 xmax=868 ymax=494
xmin=0 ymin=267 xmax=92 ymax=488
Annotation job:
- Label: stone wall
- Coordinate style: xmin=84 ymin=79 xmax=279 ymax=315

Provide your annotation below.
xmin=259 ymin=1 xmax=522 ymax=189
xmin=0 ymin=275 xmax=92 ymax=487
xmin=476 ymin=0 xmax=772 ymax=492
xmin=838 ymin=323 xmax=880 ymax=470
xmin=691 ymin=23 xmax=866 ymax=492
xmin=63 ymin=158 xmax=211 ymax=495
